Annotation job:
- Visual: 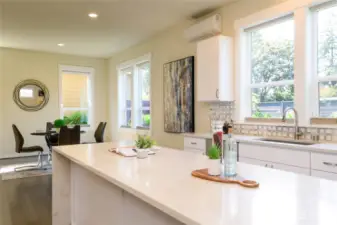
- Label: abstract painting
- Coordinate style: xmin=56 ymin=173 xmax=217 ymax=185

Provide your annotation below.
xmin=163 ymin=56 xmax=194 ymax=133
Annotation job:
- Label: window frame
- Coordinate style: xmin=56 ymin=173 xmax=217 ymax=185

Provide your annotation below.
xmin=119 ymin=67 xmax=134 ymax=128
xmin=117 ymin=53 xmax=151 ymax=131
xmin=135 ymin=61 xmax=151 ymax=129
xmin=58 ymin=65 xmax=94 ymax=127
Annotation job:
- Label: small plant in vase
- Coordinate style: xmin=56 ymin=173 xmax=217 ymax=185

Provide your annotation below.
xmin=207 ymin=145 xmax=221 ymax=176
xmin=54 ymin=119 xmax=65 ymax=133
xmin=135 ymin=135 xmax=156 ymax=159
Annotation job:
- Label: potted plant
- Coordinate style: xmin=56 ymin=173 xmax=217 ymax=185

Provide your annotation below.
xmin=135 ymin=135 xmax=156 ymax=159
xmin=207 ymin=145 xmax=221 ymax=176
xmin=54 ymin=119 xmax=65 ymax=133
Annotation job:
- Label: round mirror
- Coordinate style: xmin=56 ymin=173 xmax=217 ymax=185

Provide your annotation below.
xmin=13 ymin=79 xmax=49 ymax=111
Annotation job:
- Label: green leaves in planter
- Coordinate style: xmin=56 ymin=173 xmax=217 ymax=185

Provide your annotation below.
xmin=135 ymin=135 xmax=156 ymax=149
xmin=54 ymin=119 xmax=65 ymax=128
xmin=208 ymin=145 xmax=220 ymax=160
xmin=64 ymin=111 xmax=88 ymax=125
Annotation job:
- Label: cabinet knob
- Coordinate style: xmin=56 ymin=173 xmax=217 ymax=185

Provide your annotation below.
xmin=216 ymin=89 xmax=219 ymax=99
xmin=265 ymin=164 xmax=268 ymax=167
xmin=271 ymin=165 xmax=274 ymax=168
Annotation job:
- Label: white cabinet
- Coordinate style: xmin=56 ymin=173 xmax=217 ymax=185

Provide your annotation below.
xmin=196 ymin=35 xmax=233 ymax=102
xmin=239 ymin=157 xmax=310 ymax=175
xmin=184 ymin=137 xmax=207 ymax=154
xmin=311 ymin=153 xmax=337 ymax=174
xmin=311 ymin=170 xmax=337 ymax=181
xmin=311 ymin=153 xmax=337 ymax=180
xmin=239 ymin=143 xmax=310 ymax=168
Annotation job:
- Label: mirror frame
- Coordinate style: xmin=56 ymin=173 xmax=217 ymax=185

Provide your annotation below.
xmin=13 ymin=79 xmax=50 ymax=112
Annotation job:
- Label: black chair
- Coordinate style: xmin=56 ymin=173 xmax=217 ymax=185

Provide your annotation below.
xmin=45 ymin=122 xmax=59 ymax=150
xmin=58 ymin=125 xmax=80 ymax=146
xmin=45 ymin=122 xmax=59 ymax=162
xmin=82 ymin=122 xmax=107 ymax=144
xmin=12 ymin=124 xmax=44 ymax=171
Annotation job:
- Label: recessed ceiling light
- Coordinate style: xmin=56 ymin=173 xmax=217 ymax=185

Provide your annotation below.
xmin=58 ymin=43 xmax=64 ymax=47
xmin=88 ymin=13 xmax=98 ymax=18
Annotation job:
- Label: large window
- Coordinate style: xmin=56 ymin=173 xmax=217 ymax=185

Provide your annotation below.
xmin=248 ymin=18 xmax=295 ymax=118
xmin=316 ymin=4 xmax=337 ymax=118
xmin=118 ymin=55 xmax=151 ymax=129
xmin=119 ymin=67 xmax=133 ymax=128
xmin=137 ymin=62 xmax=151 ymax=128
xmin=59 ymin=66 xmax=93 ymax=125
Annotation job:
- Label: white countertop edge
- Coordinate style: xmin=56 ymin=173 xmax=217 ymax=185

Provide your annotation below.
xmin=183 ymin=133 xmax=337 ymax=154
xmin=236 ymin=138 xmax=337 ymax=155
xmin=53 ymin=148 xmax=199 ymax=225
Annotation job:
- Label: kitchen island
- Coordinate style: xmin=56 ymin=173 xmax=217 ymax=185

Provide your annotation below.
xmin=53 ymin=142 xmax=337 ymax=225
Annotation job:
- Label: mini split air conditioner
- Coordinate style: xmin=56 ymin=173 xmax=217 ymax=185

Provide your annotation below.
xmin=184 ymin=14 xmax=222 ymax=42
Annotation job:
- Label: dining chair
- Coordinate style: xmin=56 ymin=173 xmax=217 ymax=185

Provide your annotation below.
xmin=58 ymin=125 xmax=80 ymax=146
xmin=82 ymin=122 xmax=107 ymax=144
xmin=45 ymin=122 xmax=59 ymax=150
xmin=12 ymin=124 xmax=44 ymax=171
xmin=45 ymin=122 xmax=59 ymax=162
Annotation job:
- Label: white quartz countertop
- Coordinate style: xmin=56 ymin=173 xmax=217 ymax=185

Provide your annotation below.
xmin=184 ymin=133 xmax=337 ymax=154
xmin=54 ymin=142 xmax=337 ymax=225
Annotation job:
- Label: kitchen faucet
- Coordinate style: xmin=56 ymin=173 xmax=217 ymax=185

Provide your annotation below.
xmin=282 ymin=108 xmax=303 ymax=140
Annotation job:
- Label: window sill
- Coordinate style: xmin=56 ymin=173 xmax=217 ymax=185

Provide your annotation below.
xmin=136 ymin=126 xmax=150 ymax=130
xmin=244 ymin=117 xmax=294 ymax=124
xmin=119 ymin=126 xmax=151 ymax=131
xmin=310 ymin=118 xmax=337 ymax=126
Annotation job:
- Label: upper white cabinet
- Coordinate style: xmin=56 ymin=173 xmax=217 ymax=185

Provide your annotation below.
xmin=196 ymin=35 xmax=233 ymax=102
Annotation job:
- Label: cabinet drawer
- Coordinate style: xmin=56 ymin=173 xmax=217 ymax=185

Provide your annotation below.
xmin=239 ymin=157 xmax=310 ymax=175
xmin=239 ymin=143 xmax=310 ymax=168
xmin=311 ymin=153 xmax=337 ymax=174
xmin=311 ymin=169 xmax=337 ymax=181
xmin=184 ymin=137 xmax=206 ymax=150
xmin=184 ymin=148 xmax=206 ymax=155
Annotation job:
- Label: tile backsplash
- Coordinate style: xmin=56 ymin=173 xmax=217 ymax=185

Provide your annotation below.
xmin=233 ymin=123 xmax=337 ymax=143
xmin=208 ymin=102 xmax=235 ymax=132
xmin=207 ymin=102 xmax=337 ymax=143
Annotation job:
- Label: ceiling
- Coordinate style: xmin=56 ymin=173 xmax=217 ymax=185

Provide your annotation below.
xmin=0 ymin=0 xmax=234 ymax=58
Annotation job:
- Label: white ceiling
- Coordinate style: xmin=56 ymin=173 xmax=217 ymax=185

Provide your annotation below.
xmin=0 ymin=0 xmax=234 ymax=58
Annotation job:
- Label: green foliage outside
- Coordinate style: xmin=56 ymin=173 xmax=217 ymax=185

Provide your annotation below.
xmin=135 ymin=135 xmax=156 ymax=149
xmin=318 ymin=9 xmax=337 ymax=118
xmin=207 ymin=145 xmax=220 ymax=160
xmin=64 ymin=111 xmax=88 ymax=125
xmin=251 ymin=28 xmax=294 ymax=118
xmin=143 ymin=114 xmax=150 ymax=127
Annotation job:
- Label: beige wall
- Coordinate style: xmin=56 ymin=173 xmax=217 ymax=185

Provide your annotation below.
xmin=108 ymin=0 xmax=288 ymax=149
xmin=0 ymin=48 xmax=109 ymax=158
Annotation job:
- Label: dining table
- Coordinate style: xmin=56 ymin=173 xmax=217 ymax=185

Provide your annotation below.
xmin=31 ymin=130 xmax=86 ymax=136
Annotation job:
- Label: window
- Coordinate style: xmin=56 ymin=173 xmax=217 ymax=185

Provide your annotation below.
xmin=137 ymin=62 xmax=151 ymax=128
xmin=119 ymin=67 xmax=133 ymax=128
xmin=59 ymin=65 xmax=93 ymax=125
xmin=20 ymin=88 xmax=33 ymax=98
xmin=247 ymin=18 xmax=295 ymax=118
xmin=118 ymin=54 xmax=151 ymax=129
xmin=316 ymin=4 xmax=337 ymax=118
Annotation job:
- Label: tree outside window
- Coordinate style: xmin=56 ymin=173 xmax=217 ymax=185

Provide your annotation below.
xmin=249 ymin=19 xmax=295 ymax=118
xmin=317 ymin=6 xmax=337 ymax=118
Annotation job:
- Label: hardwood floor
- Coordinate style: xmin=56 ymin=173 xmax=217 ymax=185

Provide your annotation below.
xmin=0 ymin=175 xmax=51 ymax=225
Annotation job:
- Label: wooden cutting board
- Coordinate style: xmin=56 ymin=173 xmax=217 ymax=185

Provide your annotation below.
xmin=192 ymin=169 xmax=259 ymax=188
